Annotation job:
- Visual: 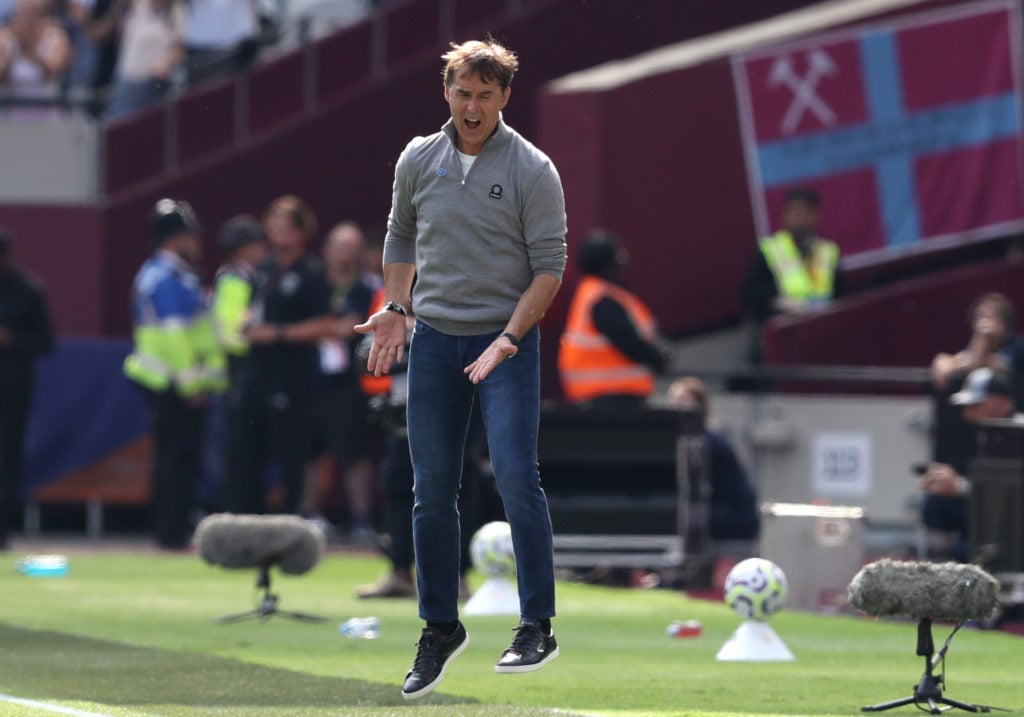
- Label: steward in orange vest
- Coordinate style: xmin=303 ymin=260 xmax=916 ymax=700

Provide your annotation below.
xmin=559 ymin=231 xmax=667 ymax=403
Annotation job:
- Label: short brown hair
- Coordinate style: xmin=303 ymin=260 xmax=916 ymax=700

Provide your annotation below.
xmin=264 ymin=195 xmax=318 ymax=241
xmin=667 ymin=376 xmax=710 ymax=419
xmin=442 ymin=38 xmax=519 ymax=90
xmin=970 ymin=292 xmax=1017 ymax=334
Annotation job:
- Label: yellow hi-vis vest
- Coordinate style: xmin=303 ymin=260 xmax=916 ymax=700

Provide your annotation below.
xmin=559 ymin=275 xmax=657 ymax=402
xmin=759 ymin=230 xmax=839 ymax=301
xmin=212 ymin=266 xmax=253 ymax=357
xmin=123 ymin=252 xmax=227 ymax=396
xmin=124 ymin=316 xmax=226 ymax=396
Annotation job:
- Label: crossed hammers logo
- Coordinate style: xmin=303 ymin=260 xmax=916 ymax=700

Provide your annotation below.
xmin=768 ymin=49 xmax=838 ymax=134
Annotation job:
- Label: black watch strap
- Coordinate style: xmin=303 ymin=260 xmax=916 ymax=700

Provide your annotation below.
xmin=500 ymin=331 xmax=519 ymax=347
xmin=383 ymin=301 xmax=407 ymax=317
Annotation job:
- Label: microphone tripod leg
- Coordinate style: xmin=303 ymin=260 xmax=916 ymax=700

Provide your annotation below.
xmin=937 ymin=697 xmax=997 ymax=713
xmin=861 ymin=696 xmax=916 ymax=712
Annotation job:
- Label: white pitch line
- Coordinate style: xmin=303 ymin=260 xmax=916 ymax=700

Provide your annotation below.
xmin=0 ymin=692 xmax=118 ymax=717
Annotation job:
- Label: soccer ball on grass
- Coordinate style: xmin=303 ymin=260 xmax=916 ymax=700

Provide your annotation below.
xmin=723 ymin=557 xmax=788 ymax=621
xmin=470 ymin=521 xmax=516 ymax=578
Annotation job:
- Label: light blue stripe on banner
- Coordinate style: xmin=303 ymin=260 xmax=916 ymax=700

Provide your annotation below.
xmin=861 ymin=30 xmax=905 ymax=122
xmin=755 ymin=27 xmax=1022 ymax=250
xmin=861 ymin=29 xmax=920 ymax=247
xmin=756 ymin=94 xmax=1021 ymax=184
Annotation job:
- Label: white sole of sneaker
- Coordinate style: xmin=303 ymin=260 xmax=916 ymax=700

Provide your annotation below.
xmin=493 ymin=645 xmax=560 ymax=674
xmin=401 ymin=633 xmax=470 ymax=700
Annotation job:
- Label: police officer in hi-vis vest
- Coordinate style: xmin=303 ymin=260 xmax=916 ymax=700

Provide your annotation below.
xmin=124 ymin=199 xmax=225 ymax=549
xmin=740 ymin=187 xmax=843 ymax=361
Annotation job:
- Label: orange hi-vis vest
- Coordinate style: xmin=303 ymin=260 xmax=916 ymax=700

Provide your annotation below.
xmin=359 ymin=286 xmax=392 ymax=397
xmin=559 ymin=275 xmax=657 ymax=402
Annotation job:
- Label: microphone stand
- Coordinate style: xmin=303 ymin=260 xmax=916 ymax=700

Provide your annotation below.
xmin=861 ymin=618 xmax=1007 ymax=714
xmin=217 ymin=562 xmax=328 ymax=624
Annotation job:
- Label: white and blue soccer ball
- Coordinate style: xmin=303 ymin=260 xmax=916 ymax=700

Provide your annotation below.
xmin=723 ymin=557 xmax=789 ymax=621
xmin=470 ymin=521 xmax=516 ymax=578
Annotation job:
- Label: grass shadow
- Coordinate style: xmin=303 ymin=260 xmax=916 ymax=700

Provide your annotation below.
xmin=0 ymin=622 xmax=475 ymax=711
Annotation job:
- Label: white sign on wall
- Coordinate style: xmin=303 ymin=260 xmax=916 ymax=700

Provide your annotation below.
xmin=811 ymin=432 xmax=873 ymax=498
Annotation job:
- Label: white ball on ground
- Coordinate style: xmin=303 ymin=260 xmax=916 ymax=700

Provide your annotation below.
xmin=470 ymin=521 xmax=516 ymax=577
xmin=723 ymin=557 xmax=788 ymax=621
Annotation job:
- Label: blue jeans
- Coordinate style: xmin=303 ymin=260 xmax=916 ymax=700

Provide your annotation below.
xmin=407 ymin=321 xmax=556 ymax=622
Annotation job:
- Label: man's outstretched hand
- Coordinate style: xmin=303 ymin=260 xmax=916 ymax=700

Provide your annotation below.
xmin=355 ymin=309 xmax=407 ymax=377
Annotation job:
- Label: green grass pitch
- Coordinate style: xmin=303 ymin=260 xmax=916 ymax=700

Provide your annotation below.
xmin=0 ymin=549 xmax=1021 ymax=716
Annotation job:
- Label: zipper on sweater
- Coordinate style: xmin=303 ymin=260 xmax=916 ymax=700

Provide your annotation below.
xmin=448 ymin=134 xmax=479 ymax=187
xmin=445 ymin=133 xmax=468 ymax=188
xmin=457 ymin=149 xmax=468 ymax=187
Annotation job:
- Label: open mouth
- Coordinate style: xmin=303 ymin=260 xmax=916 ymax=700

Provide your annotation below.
xmin=465 ymin=118 xmax=481 ymax=130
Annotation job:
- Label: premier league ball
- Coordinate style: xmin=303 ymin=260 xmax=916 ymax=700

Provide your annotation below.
xmin=470 ymin=521 xmax=516 ymax=578
xmin=723 ymin=558 xmax=789 ymax=621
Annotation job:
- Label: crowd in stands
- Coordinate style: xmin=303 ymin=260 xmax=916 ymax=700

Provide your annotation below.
xmin=0 ymin=0 xmax=72 ymax=116
xmin=0 ymin=0 xmax=374 ymax=119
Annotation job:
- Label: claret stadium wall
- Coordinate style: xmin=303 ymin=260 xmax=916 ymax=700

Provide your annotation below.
xmin=0 ymin=0 xmax=831 ymax=511
xmin=1 ymin=0 xmax=821 ymax=338
xmin=535 ymin=0 xmax=1003 ymax=339
xmin=2 ymin=0 xmax=1021 ymax=537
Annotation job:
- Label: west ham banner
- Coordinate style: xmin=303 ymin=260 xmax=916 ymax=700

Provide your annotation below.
xmin=732 ymin=0 xmax=1024 ymax=266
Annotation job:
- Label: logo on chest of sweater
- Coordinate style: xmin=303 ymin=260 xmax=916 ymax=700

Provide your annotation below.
xmin=489 ymin=184 xmax=503 ymax=199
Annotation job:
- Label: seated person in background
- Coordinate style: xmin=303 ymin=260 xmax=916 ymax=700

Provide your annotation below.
xmin=105 ymin=0 xmax=186 ymax=119
xmin=740 ymin=187 xmax=842 ymax=361
xmin=919 ymin=366 xmax=1015 ymax=562
xmin=931 ymin=292 xmax=1024 ymax=395
xmin=667 ymin=377 xmax=760 ymax=546
xmin=0 ymin=0 xmax=70 ymax=115
xmin=559 ymin=229 xmax=668 ymax=405
xmin=656 ymin=376 xmax=759 ymax=590
xmin=929 ymin=293 xmax=1024 ymax=494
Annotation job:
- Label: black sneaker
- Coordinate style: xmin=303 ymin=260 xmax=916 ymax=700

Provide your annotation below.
xmin=494 ymin=619 xmax=559 ymax=673
xmin=402 ymin=622 xmax=470 ymax=700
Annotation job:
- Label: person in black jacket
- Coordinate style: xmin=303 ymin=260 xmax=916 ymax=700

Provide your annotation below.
xmin=223 ymin=196 xmax=335 ymax=516
xmin=0 ymin=227 xmax=54 ymax=549
xmin=667 ymin=376 xmax=760 ymax=545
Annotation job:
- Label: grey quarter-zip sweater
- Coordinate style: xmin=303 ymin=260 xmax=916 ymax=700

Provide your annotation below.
xmin=383 ymin=116 xmax=568 ymax=336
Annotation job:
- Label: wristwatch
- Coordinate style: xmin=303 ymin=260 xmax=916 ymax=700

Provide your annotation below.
xmin=500 ymin=332 xmax=519 ymax=347
xmin=383 ymin=301 xmax=407 ymax=317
